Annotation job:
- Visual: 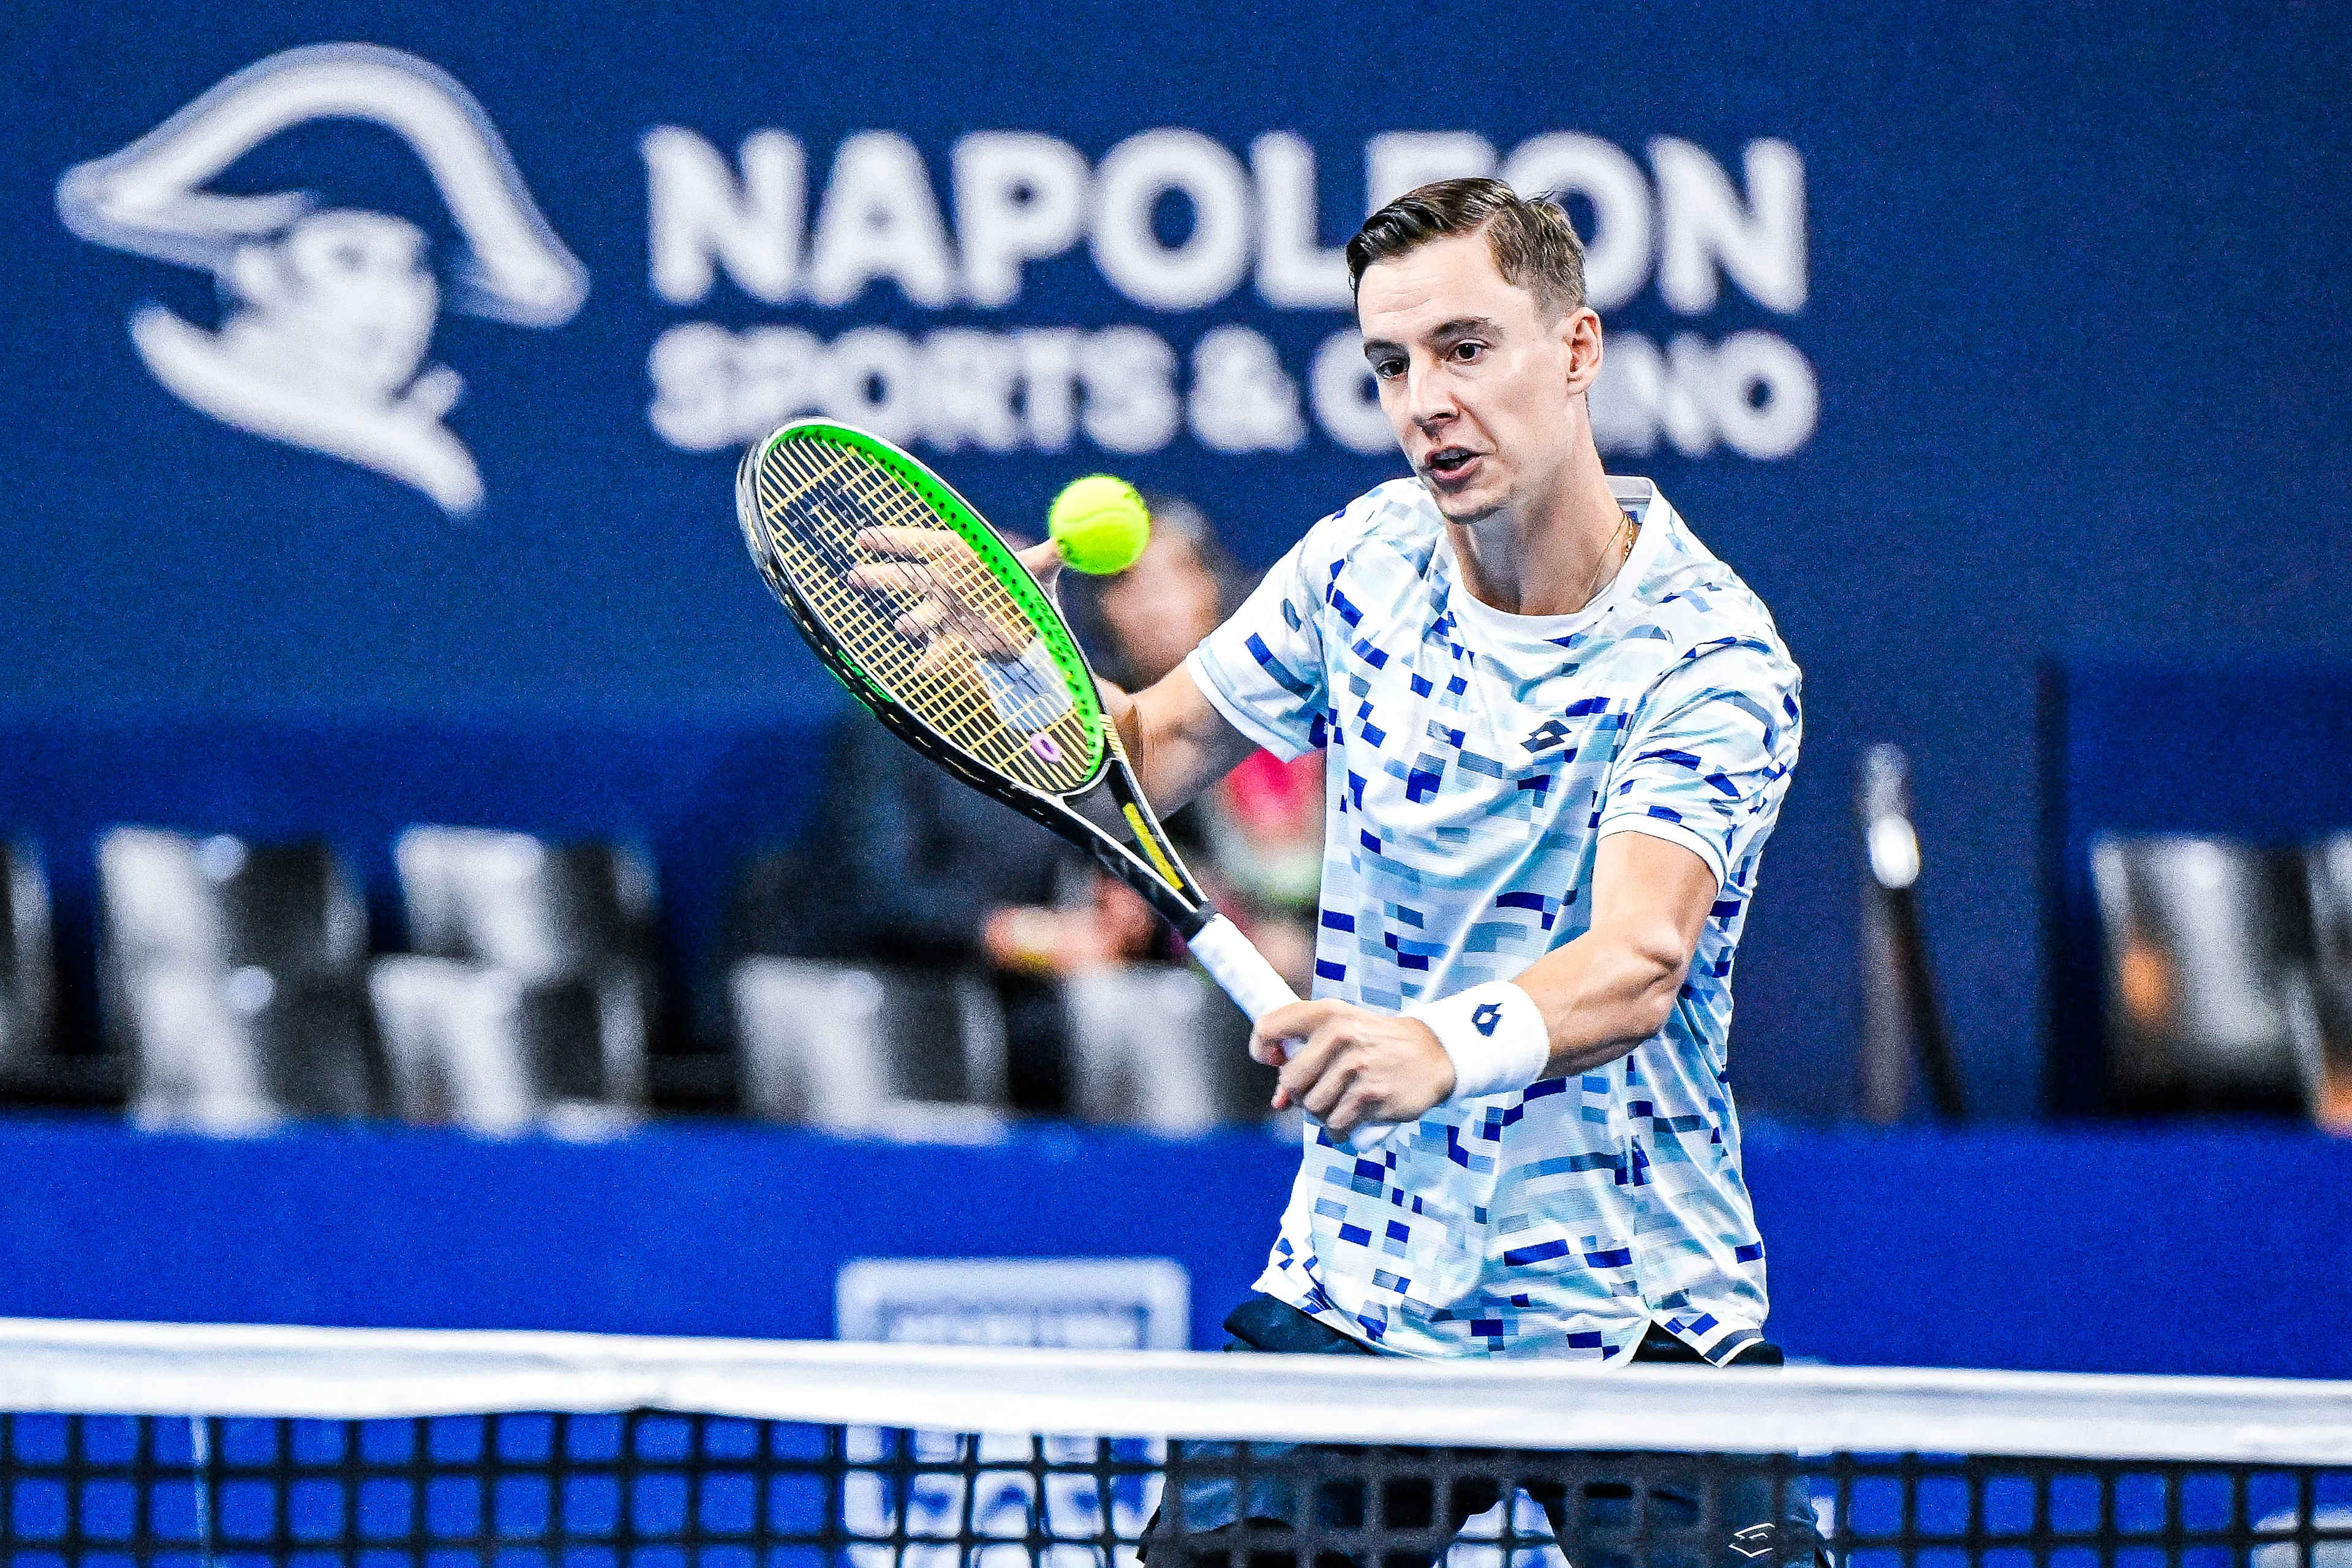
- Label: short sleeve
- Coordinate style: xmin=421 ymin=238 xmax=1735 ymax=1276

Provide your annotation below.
xmin=1182 ymin=514 xmax=1344 ymax=761
xmin=1596 ymin=638 xmax=1803 ymax=889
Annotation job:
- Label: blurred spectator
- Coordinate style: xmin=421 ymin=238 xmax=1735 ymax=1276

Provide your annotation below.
xmin=737 ymin=710 xmax=1150 ymax=1115
xmin=1203 ymin=750 xmax=1322 ymax=988
xmin=727 ymin=494 xmax=1317 ymax=1125
xmin=1080 ymin=496 xmax=1231 ymax=692
xmin=1074 ymin=494 xmax=1323 ymax=992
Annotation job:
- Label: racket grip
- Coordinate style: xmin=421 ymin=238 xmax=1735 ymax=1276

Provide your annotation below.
xmin=1186 ymin=913 xmax=1297 ymax=1020
xmin=1186 ymin=914 xmax=1405 ymax=1154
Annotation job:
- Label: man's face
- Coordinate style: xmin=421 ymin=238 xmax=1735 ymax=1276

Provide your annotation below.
xmin=1357 ymin=230 xmax=1599 ymax=526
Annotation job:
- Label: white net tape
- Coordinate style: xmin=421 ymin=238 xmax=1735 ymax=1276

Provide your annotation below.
xmin=0 ymin=1317 xmax=2345 ymax=1463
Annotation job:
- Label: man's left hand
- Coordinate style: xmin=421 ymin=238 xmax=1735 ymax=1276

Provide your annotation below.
xmin=1253 ymin=1000 xmax=1457 ymax=1135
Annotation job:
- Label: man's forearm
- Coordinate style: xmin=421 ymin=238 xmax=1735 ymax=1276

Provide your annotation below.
xmin=1104 ymin=665 xmax=1256 ymax=812
xmin=1508 ymin=832 xmax=1717 ymax=1077
xmin=1253 ymin=831 xmax=1717 ymax=1134
xmin=1512 ymin=921 xmax=1694 ymax=1077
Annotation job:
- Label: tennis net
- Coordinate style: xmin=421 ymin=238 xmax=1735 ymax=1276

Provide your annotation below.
xmin=0 ymin=1318 xmax=2346 ymax=1567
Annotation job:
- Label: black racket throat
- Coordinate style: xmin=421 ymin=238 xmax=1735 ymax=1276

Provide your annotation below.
xmin=911 ymin=703 xmax=1215 ymax=939
xmin=1058 ymin=745 xmax=1219 ymax=939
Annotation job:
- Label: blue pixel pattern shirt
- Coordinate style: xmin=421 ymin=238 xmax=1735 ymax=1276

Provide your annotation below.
xmin=1185 ymin=477 xmax=1801 ymax=1363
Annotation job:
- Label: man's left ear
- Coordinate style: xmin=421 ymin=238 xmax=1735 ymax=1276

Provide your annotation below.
xmin=1561 ymin=309 xmax=1605 ymax=398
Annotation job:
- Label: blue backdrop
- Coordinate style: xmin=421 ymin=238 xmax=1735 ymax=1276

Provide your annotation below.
xmin=2 ymin=4 xmax=2350 ymax=1119
xmin=1 ymin=1117 xmax=2346 ymax=1378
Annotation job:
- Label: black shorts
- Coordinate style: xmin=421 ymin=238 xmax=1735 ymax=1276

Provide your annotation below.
xmin=1142 ymin=1295 xmax=1828 ymax=1568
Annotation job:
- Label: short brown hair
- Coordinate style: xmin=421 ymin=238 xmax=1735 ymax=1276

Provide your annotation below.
xmin=1345 ymin=177 xmax=1588 ymax=319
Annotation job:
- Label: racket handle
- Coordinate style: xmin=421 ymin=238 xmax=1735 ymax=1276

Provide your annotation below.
xmin=1186 ymin=914 xmax=1405 ymax=1154
xmin=1186 ymin=912 xmax=1297 ymax=1019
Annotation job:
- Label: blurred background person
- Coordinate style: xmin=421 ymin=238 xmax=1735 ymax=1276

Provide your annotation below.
xmin=736 ymin=494 xmax=1323 ymax=1126
xmin=726 ymin=707 xmax=1154 ymax=1117
xmin=1072 ymin=494 xmax=1323 ymax=995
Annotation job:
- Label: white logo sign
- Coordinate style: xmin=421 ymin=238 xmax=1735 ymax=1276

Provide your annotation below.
xmin=835 ymin=1259 xmax=1189 ymax=1568
xmin=57 ymin=43 xmax=587 ymax=515
xmin=836 ymin=1256 xmax=1190 ymax=1349
xmin=643 ymin=126 xmax=1819 ymax=464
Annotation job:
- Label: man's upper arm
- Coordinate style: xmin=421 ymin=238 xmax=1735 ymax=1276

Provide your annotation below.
xmin=1128 ymin=662 xmax=1261 ymax=810
xmin=1595 ymin=638 xmax=1803 ymax=891
xmin=1514 ymin=825 xmax=1718 ymax=1070
xmin=1181 ymin=518 xmax=1340 ymax=761
xmin=1588 ymin=830 xmax=1718 ymax=963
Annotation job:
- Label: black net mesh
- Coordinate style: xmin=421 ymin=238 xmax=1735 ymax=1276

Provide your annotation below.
xmin=1 ymin=1411 xmax=2348 ymax=1568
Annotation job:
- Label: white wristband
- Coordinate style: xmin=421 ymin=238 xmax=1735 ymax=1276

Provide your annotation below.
xmin=1406 ymin=981 xmax=1551 ymax=1102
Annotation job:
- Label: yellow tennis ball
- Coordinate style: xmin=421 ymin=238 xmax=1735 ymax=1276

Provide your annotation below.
xmin=1047 ymin=474 xmax=1152 ymax=575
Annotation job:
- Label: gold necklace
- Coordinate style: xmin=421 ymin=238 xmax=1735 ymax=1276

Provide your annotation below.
xmin=1581 ymin=510 xmax=1638 ymax=608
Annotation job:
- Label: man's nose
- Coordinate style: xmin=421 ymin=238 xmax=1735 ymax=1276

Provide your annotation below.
xmin=1404 ymin=360 xmax=1458 ymax=428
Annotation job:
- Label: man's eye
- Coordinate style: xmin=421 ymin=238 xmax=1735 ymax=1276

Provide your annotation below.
xmin=1450 ymin=341 xmax=1485 ymax=363
xmin=1372 ymin=357 xmax=1406 ymax=379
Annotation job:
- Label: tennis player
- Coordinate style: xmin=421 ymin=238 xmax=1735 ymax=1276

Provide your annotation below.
xmin=1027 ymin=178 xmax=1814 ymax=1564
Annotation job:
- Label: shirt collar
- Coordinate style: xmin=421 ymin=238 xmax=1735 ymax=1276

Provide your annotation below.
xmin=1438 ymin=475 xmax=1675 ymax=642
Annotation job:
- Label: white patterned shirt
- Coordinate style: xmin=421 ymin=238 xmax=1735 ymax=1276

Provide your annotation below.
xmin=1186 ymin=476 xmax=1801 ymax=1363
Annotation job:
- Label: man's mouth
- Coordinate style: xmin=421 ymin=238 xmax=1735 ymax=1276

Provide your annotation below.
xmin=1425 ymin=447 xmax=1482 ymax=484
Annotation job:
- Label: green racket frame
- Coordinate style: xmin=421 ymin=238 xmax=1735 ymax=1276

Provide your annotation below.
xmin=737 ymin=418 xmax=1217 ymax=939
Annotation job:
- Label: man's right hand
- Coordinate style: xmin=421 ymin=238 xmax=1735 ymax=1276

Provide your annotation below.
xmin=1014 ymin=537 xmax=1066 ymax=598
xmin=848 ymin=521 xmax=1248 ymax=828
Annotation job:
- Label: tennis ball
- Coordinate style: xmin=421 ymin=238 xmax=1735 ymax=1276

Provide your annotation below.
xmin=1047 ymin=474 xmax=1152 ymax=575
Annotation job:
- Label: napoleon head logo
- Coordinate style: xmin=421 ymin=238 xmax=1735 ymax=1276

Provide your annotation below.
xmin=56 ymin=44 xmax=587 ymax=516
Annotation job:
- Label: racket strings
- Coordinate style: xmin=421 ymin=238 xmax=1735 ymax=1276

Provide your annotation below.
xmin=748 ymin=439 xmax=1099 ymax=796
xmin=789 ymin=453 xmax=1031 ymax=711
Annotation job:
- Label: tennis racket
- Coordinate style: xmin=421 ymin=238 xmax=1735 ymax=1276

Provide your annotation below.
xmin=734 ymin=417 xmax=1396 ymax=1148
